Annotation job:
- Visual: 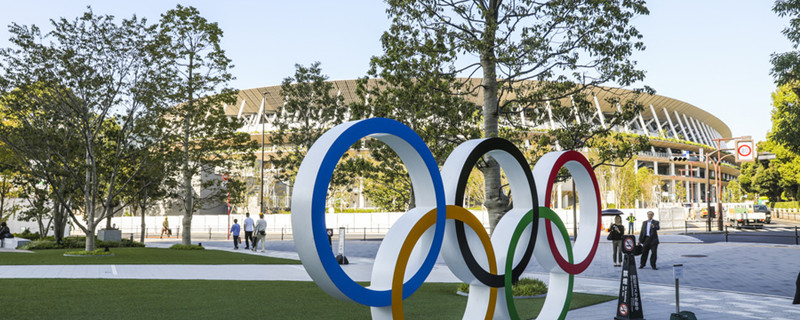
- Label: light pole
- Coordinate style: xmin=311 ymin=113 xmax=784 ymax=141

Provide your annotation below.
xmin=707 ymin=136 xmax=750 ymax=231
xmin=260 ymin=91 xmax=269 ymax=216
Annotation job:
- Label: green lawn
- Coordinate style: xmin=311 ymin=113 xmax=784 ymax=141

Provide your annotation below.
xmin=0 ymin=247 xmax=299 ymax=265
xmin=0 ymin=279 xmax=615 ymax=319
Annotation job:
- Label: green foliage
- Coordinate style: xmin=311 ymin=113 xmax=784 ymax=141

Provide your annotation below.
xmin=64 ymin=249 xmax=113 ymax=256
xmin=13 ymin=229 xmax=41 ymax=240
xmin=269 ymin=62 xmax=349 ymax=187
xmin=18 ymin=237 xmax=144 ymax=250
xmin=512 ymin=278 xmax=549 ymax=297
xmin=373 ymin=0 xmax=652 ymax=227
xmin=768 ymin=85 xmax=800 ymax=153
xmin=771 ymin=1 xmax=800 ymax=88
xmin=169 ymin=244 xmax=205 ymax=250
xmin=595 ymin=159 xmax=661 ymax=208
xmin=458 ymin=278 xmax=548 ymax=297
xmin=0 ymin=8 xmax=177 ymax=251
xmin=156 ymin=5 xmax=257 ymax=246
xmin=774 ymin=201 xmax=799 ymax=209
xmin=738 ymin=139 xmax=800 ymax=205
xmin=19 ymin=240 xmax=62 ymax=250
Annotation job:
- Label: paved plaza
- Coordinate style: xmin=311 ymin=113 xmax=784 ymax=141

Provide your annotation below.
xmin=1 ymin=228 xmax=799 ymax=319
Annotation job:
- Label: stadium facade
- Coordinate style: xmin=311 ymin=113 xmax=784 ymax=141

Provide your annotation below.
xmin=224 ymin=79 xmax=737 ymax=212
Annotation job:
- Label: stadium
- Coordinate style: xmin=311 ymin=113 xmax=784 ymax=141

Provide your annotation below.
xmin=226 ymin=79 xmax=738 ymax=213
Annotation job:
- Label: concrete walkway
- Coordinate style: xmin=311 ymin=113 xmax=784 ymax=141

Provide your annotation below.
xmin=1 ymin=236 xmax=799 ymax=319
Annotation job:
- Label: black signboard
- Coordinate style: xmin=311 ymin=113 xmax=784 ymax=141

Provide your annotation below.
xmin=616 ymin=235 xmax=645 ymax=320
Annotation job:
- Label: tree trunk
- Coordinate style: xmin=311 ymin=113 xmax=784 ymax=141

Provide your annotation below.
xmin=51 ymin=189 xmax=68 ymax=243
xmin=0 ymin=177 xmax=6 ymax=218
xmin=480 ymin=1 xmax=506 ymax=233
xmin=139 ymin=199 xmax=147 ymax=243
xmin=85 ymin=146 xmax=96 ymax=252
xmin=182 ymin=115 xmax=193 ymax=246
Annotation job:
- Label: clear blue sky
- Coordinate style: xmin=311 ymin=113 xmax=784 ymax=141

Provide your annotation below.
xmin=0 ymin=0 xmax=792 ymax=143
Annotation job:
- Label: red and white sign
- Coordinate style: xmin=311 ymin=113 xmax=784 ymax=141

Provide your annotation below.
xmin=619 ymin=303 xmax=629 ymax=316
xmin=735 ymin=140 xmax=755 ymax=162
xmin=624 ymin=238 xmax=634 ymax=252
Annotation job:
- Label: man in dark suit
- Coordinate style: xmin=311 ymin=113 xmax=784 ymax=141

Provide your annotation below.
xmin=638 ymin=211 xmax=660 ymax=270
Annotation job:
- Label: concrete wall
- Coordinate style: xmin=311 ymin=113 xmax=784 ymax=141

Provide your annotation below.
xmin=109 ymin=206 xmax=686 ymax=237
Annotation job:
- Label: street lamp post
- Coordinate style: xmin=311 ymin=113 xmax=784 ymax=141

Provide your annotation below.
xmin=707 ymin=136 xmax=750 ymax=231
xmin=260 ymin=91 xmax=269 ymax=216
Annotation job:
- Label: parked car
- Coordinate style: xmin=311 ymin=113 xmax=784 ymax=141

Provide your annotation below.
xmin=753 ymin=204 xmax=771 ymax=224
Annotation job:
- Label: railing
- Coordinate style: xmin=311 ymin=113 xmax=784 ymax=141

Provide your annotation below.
xmin=723 ymin=225 xmax=799 ymax=245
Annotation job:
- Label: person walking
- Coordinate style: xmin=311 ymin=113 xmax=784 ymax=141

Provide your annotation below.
xmin=229 ymin=219 xmax=241 ymax=250
xmin=638 ymin=211 xmax=660 ymax=270
xmin=160 ymin=217 xmax=170 ymax=238
xmin=253 ymin=213 xmax=267 ymax=252
xmin=627 ymin=213 xmax=636 ymax=234
xmin=609 ymin=215 xmax=625 ymax=267
xmin=0 ymin=221 xmax=12 ymax=248
xmin=243 ymin=212 xmax=255 ymax=250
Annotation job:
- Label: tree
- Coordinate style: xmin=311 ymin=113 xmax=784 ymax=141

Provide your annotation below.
xmin=158 ymin=5 xmax=256 ymax=246
xmin=768 ymin=84 xmax=800 ymax=153
xmin=0 ymin=141 xmax=23 ymax=221
xmin=269 ymin=62 xmax=347 ymax=184
xmin=15 ymin=176 xmax=52 ymax=238
xmin=0 ymin=10 xmax=171 ymax=250
xmin=375 ymin=0 xmax=651 ymax=229
xmin=772 ymin=0 xmax=800 ymax=91
xmin=725 ymin=179 xmax=743 ymax=203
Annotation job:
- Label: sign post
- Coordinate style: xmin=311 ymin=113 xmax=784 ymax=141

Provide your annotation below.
xmin=673 ymin=264 xmax=683 ymax=314
xmin=616 ymin=235 xmax=645 ymax=320
xmin=735 ymin=140 xmax=755 ymax=162
xmin=336 ymin=227 xmax=348 ymax=265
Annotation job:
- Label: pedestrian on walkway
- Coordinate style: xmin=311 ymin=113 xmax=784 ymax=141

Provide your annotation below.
xmin=609 ymin=215 xmax=625 ymax=267
xmin=160 ymin=217 xmax=170 ymax=238
xmin=243 ymin=212 xmax=254 ymax=250
xmin=253 ymin=213 xmax=267 ymax=252
xmin=627 ymin=213 xmax=636 ymax=234
xmin=638 ymin=211 xmax=660 ymax=270
xmin=229 ymin=219 xmax=241 ymax=250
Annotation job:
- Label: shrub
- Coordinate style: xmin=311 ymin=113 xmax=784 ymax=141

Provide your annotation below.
xmin=775 ymin=201 xmax=798 ymax=209
xmin=17 ymin=236 xmax=144 ymax=250
xmin=13 ymin=229 xmax=41 ymax=241
xmin=170 ymin=244 xmax=205 ymax=250
xmin=19 ymin=240 xmax=61 ymax=250
xmin=512 ymin=278 xmax=548 ymax=296
xmin=458 ymin=278 xmax=548 ymax=297
xmin=64 ymin=249 xmax=112 ymax=256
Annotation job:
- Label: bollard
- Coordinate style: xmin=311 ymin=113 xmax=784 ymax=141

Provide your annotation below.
xmin=796 ymin=226 xmax=798 ymax=246
xmin=363 ymin=227 xmax=366 ymax=241
xmin=281 ymin=227 xmax=285 ymax=240
xmin=725 ymin=226 xmax=729 ymax=243
xmin=208 ymin=227 xmax=212 ymax=240
xmin=684 ymin=221 xmax=687 ymax=234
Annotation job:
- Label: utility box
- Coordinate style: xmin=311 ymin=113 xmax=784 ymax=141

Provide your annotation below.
xmin=97 ymin=229 xmax=122 ymax=242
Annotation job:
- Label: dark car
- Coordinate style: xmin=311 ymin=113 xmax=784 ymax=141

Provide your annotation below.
xmin=753 ymin=204 xmax=771 ymax=224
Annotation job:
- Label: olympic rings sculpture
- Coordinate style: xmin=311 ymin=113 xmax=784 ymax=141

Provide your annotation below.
xmin=291 ymin=118 xmax=601 ymax=320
